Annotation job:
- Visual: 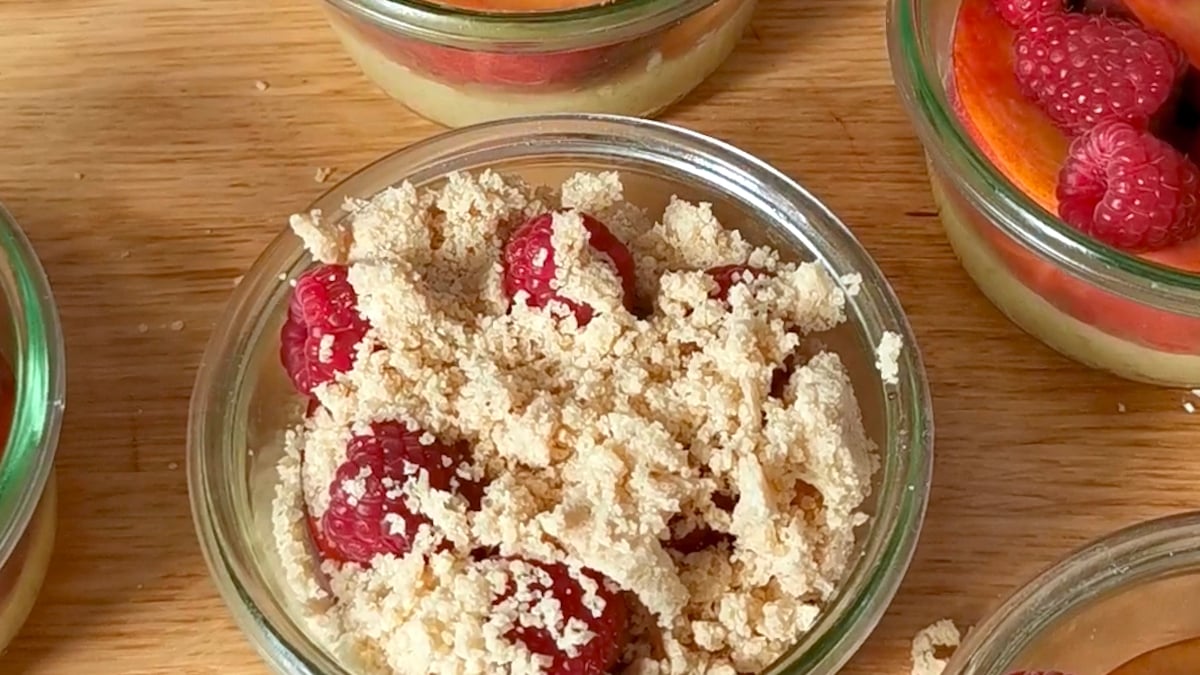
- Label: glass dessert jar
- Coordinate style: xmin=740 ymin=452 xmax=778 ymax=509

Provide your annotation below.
xmin=887 ymin=0 xmax=1200 ymax=388
xmin=945 ymin=512 xmax=1200 ymax=675
xmin=188 ymin=114 xmax=933 ymax=674
xmin=321 ymin=0 xmax=755 ymax=127
xmin=0 ymin=203 xmax=65 ymax=651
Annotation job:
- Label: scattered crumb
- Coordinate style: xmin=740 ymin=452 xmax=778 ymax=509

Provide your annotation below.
xmin=136 ymin=323 xmax=149 ymax=334
xmin=137 ymin=584 xmax=144 ymax=590
xmin=911 ymin=619 xmax=961 ymax=675
xmin=1191 ymin=389 xmax=1200 ymax=398
xmin=232 ymin=275 xmax=244 ymax=288
xmin=1117 ymin=402 xmax=1126 ymax=413
xmin=314 ymin=167 xmax=334 ymax=184
xmin=119 ymin=250 xmax=131 ymax=260
xmin=255 ymin=79 xmax=270 ymax=91
xmin=73 ymin=172 xmax=84 ymax=181
xmin=169 ymin=320 xmax=185 ymax=332
xmin=875 ymin=330 xmax=904 ymax=385
xmin=1185 ymin=401 xmax=1195 ymax=414
xmin=168 ymin=462 xmax=179 ymax=470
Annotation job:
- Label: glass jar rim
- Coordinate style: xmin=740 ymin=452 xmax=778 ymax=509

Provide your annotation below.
xmin=947 ymin=511 xmax=1200 ymax=674
xmin=326 ymin=0 xmax=715 ymax=49
xmin=0 ymin=204 xmax=65 ymax=571
xmin=886 ymin=0 xmax=1200 ymax=317
xmin=188 ymin=113 xmax=934 ymax=675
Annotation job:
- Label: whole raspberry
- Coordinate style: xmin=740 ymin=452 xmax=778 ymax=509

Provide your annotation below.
xmin=1013 ymin=13 xmax=1185 ymax=134
xmin=491 ymin=558 xmax=627 ymax=675
xmin=706 ymin=264 xmax=765 ymax=301
xmin=280 ymin=264 xmax=370 ymax=395
xmin=316 ymin=421 xmax=484 ymax=565
xmin=502 ymin=211 xmax=636 ymax=326
xmin=992 ymin=0 xmax=1066 ymax=27
xmin=1057 ymin=120 xmax=1200 ymax=251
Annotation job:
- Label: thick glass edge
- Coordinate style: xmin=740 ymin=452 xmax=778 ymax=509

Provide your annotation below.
xmin=944 ymin=511 xmax=1200 ymax=675
xmin=884 ymin=0 xmax=1200 ymax=314
xmin=326 ymin=0 xmax=716 ymax=47
xmin=0 ymin=204 xmax=66 ymax=570
xmin=188 ymin=114 xmax=934 ymax=674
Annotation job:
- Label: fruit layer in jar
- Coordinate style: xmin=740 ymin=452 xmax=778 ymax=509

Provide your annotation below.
xmin=949 ymin=0 xmax=1200 ymax=362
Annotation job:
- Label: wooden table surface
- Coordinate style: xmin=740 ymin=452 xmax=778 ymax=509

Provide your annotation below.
xmin=1 ymin=0 xmax=1197 ymax=672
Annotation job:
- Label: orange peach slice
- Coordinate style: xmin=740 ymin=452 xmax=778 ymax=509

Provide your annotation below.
xmin=1124 ymin=0 xmax=1200 ymax=68
xmin=951 ymin=0 xmax=1069 ymax=212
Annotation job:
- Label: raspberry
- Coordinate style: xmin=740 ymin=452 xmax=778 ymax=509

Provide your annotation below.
xmin=1013 ymin=13 xmax=1185 ymax=134
xmin=280 ymin=264 xmax=370 ymax=395
xmin=492 ymin=558 xmax=627 ymax=674
xmin=705 ymin=264 xmax=765 ymax=301
xmin=316 ymin=421 xmax=483 ymax=565
xmin=1057 ymin=120 xmax=1200 ymax=251
xmin=992 ymin=0 xmax=1066 ymax=27
xmin=502 ymin=212 xmax=636 ymax=326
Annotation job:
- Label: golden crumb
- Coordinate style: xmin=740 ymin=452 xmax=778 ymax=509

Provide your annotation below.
xmin=273 ymin=170 xmax=876 ymax=674
xmin=910 ymin=619 xmax=961 ymax=675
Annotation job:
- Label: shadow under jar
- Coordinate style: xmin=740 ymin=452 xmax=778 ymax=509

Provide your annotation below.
xmin=321 ymin=0 xmax=755 ymax=127
xmin=887 ymin=0 xmax=1200 ymax=388
xmin=946 ymin=512 xmax=1200 ymax=675
xmin=188 ymin=115 xmax=933 ymax=674
xmin=0 ymin=204 xmax=65 ymax=651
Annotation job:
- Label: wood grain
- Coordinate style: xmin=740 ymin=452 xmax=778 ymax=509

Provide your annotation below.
xmin=0 ymin=0 xmax=1196 ymax=672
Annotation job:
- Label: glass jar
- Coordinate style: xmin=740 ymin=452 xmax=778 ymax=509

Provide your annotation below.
xmin=187 ymin=114 xmax=933 ymax=674
xmin=321 ymin=0 xmax=755 ymax=127
xmin=945 ymin=512 xmax=1200 ymax=674
xmin=0 ymin=203 xmax=65 ymax=651
xmin=887 ymin=0 xmax=1200 ymax=387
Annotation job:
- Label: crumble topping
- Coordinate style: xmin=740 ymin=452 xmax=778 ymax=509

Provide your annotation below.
xmin=272 ymin=170 xmax=879 ymax=674
xmin=910 ymin=619 xmax=961 ymax=675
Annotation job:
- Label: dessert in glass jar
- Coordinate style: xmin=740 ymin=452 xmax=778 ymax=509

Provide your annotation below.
xmin=321 ymin=0 xmax=755 ymax=127
xmin=889 ymin=0 xmax=1200 ymax=386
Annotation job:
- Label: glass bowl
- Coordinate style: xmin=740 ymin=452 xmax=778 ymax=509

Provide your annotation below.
xmin=321 ymin=0 xmax=755 ymax=127
xmin=945 ymin=511 xmax=1200 ymax=675
xmin=187 ymin=114 xmax=933 ymax=674
xmin=887 ymin=0 xmax=1200 ymax=388
xmin=0 ymin=203 xmax=65 ymax=651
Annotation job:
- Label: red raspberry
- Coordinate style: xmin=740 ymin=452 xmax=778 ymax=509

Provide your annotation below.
xmin=502 ymin=212 xmax=636 ymax=326
xmin=492 ymin=558 xmax=627 ymax=675
xmin=705 ymin=264 xmax=765 ymax=301
xmin=280 ymin=264 xmax=370 ymax=395
xmin=1057 ymin=120 xmax=1200 ymax=251
xmin=1013 ymin=13 xmax=1185 ymax=134
xmin=316 ymin=421 xmax=483 ymax=565
xmin=992 ymin=0 xmax=1066 ymax=27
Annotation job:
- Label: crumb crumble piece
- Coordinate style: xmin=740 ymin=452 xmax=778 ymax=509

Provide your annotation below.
xmin=910 ymin=619 xmax=961 ymax=675
xmin=876 ymin=330 xmax=904 ymax=385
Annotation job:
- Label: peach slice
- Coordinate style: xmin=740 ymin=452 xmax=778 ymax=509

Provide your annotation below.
xmin=1124 ymin=0 xmax=1200 ymax=68
xmin=951 ymin=0 xmax=1069 ymax=212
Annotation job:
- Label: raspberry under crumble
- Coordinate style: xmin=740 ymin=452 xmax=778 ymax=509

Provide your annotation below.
xmin=270 ymin=170 xmax=882 ymax=674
